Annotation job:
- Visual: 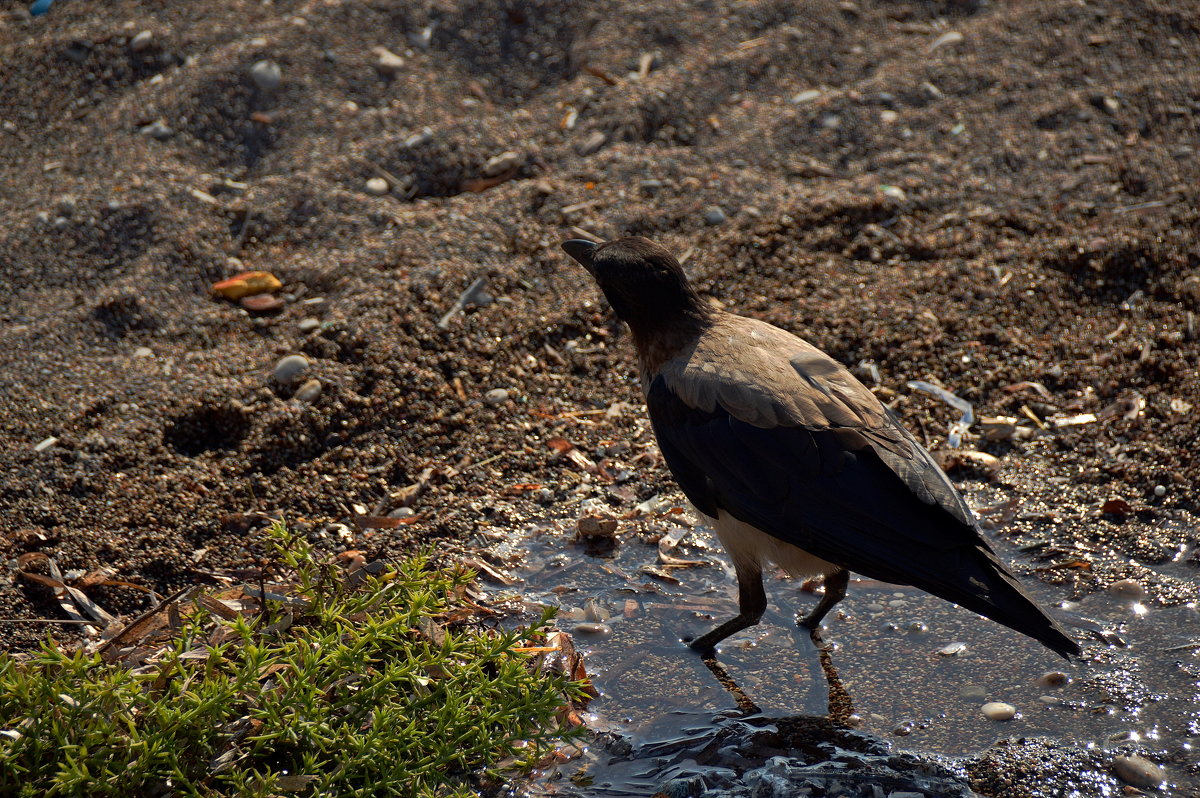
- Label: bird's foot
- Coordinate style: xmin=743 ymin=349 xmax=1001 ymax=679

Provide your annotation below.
xmin=683 ymin=635 xmax=717 ymax=657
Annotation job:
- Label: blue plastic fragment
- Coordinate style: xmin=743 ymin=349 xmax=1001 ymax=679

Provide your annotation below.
xmin=907 ymin=380 xmax=974 ymax=448
xmin=30 ymin=0 xmax=55 ymax=15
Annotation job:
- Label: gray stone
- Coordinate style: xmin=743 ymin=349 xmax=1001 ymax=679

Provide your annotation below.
xmin=1112 ymin=754 xmax=1166 ymax=788
xmin=703 ymin=206 xmax=727 ymax=225
xmin=250 ymin=59 xmax=282 ymax=91
xmin=298 ymin=317 xmax=321 ymax=333
xmin=484 ymin=388 xmax=510 ymax=404
xmin=273 ymin=354 xmax=310 ymax=384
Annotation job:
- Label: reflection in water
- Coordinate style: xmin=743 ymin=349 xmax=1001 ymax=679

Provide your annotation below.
xmin=494 ymin=518 xmax=1197 ymax=794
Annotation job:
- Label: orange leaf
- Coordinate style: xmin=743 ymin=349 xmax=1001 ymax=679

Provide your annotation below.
xmin=212 ymin=271 xmax=282 ymax=300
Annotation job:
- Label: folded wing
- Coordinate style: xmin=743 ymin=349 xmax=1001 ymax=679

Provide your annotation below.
xmin=646 ymin=317 xmax=1079 ymax=657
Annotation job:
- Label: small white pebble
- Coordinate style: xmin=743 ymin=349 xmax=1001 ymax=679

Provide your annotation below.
xmin=1154 ymin=484 xmax=1166 ymax=497
xmin=249 ymin=60 xmax=282 ymax=91
xmin=981 ymin=701 xmax=1017 ymax=721
xmin=365 ymin=177 xmax=390 ymax=195
xmin=129 ymin=30 xmax=153 ymax=52
xmin=938 ymin=642 xmax=968 ymax=656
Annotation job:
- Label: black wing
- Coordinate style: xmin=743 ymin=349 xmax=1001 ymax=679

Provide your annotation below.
xmin=646 ymin=374 xmax=1080 ymax=657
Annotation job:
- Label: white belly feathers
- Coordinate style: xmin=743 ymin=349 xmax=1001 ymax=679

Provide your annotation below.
xmin=700 ymin=508 xmax=835 ymax=579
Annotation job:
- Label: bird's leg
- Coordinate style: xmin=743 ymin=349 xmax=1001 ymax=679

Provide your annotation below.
xmin=688 ymin=561 xmax=765 ymax=654
xmin=799 ymin=567 xmax=849 ymax=642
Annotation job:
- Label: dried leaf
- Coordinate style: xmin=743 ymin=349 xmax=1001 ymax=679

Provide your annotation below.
xmin=212 ymin=271 xmax=282 ymax=300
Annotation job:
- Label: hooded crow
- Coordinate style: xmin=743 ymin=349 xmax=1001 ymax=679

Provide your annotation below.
xmin=562 ymin=236 xmax=1081 ymax=659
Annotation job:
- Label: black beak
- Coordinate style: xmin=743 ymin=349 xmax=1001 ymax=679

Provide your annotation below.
xmin=561 ymin=239 xmax=600 ymax=271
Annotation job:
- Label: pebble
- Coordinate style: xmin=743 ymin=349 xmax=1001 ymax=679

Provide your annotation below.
xmin=293 ymin=378 xmax=322 ymax=403
xmin=408 ymin=25 xmax=434 ymax=51
xmin=639 ymin=178 xmax=664 ymax=195
xmin=139 ymin=121 xmax=175 ymax=140
xmin=132 ymin=346 xmax=154 ymax=358
xmin=1153 ymin=484 xmax=1166 ymax=497
xmin=939 ymin=641 xmax=968 ymax=657
xmin=273 ymin=354 xmax=310 ymax=384
xmin=250 ymin=59 xmax=282 ymax=91
xmin=1108 ymin=579 xmax=1146 ymax=600
xmin=574 ymin=622 xmax=612 ymax=636
xmin=892 ymin=721 xmax=914 ymax=736
xmin=482 ymin=150 xmax=520 ymax=177
xmin=389 ymin=507 xmax=416 ymax=518
xmin=373 ymin=46 xmax=405 ymax=76
xmin=790 ymin=88 xmax=821 ymax=104
xmin=1112 ymin=755 xmax=1166 ymax=788
xmin=533 ymin=487 xmax=555 ymax=503
xmin=981 ymin=702 xmax=1017 ymax=721
xmin=129 ymin=30 xmax=153 ymax=52
xmin=33 ymin=436 xmax=58 ymax=452
xmin=56 ymin=195 xmax=77 ymax=216
xmin=578 ymin=130 xmax=607 ymax=156
xmin=703 ymin=206 xmax=727 ymax=225
xmin=298 ymin=317 xmax=321 ymax=333
xmin=484 ymin=388 xmax=510 ymax=404
xmin=365 ymin=177 xmax=390 ymax=195
xmin=1037 ymin=671 xmax=1071 ymax=688
xmin=240 ymin=294 xmax=285 ymax=312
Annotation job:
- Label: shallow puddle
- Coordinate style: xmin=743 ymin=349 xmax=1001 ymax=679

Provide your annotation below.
xmin=490 ymin=512 xmax=1199 ymax=795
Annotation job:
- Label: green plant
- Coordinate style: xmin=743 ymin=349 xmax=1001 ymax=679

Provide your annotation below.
xmin=0 ymin=525 xmax=585 ymax=797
